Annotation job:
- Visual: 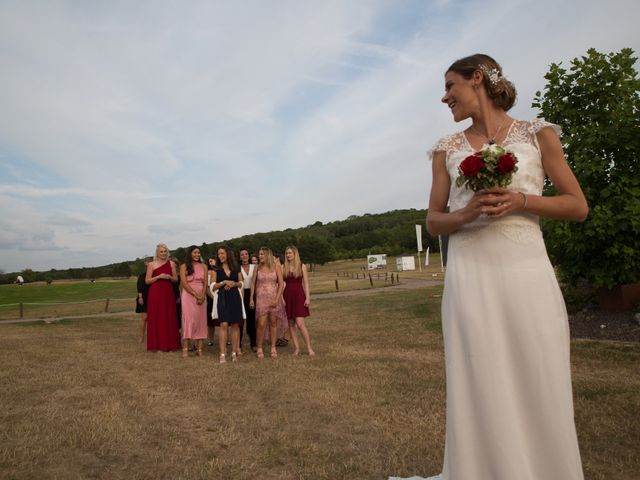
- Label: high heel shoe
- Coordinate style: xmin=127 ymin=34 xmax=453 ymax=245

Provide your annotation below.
xmin=231 ymin=352 xmax=238 ymax=362
xmin=219 ymin=353 xmax=226 ymax=364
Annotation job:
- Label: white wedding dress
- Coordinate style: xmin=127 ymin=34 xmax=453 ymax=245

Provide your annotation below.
xmin=391 ymin=119 xmax=584 ymax=480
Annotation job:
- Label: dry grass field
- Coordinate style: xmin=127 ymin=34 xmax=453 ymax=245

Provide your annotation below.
xmin=0 ymin=284 xmax=638 ymax=480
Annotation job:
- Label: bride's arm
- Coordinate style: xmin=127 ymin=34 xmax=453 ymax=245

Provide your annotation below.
xmin=426 ymin=151 xmax=486 ymax=235
xmin=534 ymin=128 xmax=588 ymax=221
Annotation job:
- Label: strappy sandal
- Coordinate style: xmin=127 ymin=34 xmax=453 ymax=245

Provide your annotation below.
xmin=256 ymin=348 xmax=264 ymax=358
xmin=231 ymin=352 xmax=238 ymax=362
xmin=270 ymin=348 xmax=278 ymax=358
xmin=219 ymin=353 xmax=226 ymax=364
xmin=182 ymin=348 xmax=189 ymax=358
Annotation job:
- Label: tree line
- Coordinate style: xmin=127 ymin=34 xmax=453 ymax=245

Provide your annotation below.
xmin=1 ymin=208 xmax=434 ymax=284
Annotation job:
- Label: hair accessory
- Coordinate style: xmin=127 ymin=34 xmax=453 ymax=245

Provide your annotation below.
xmin=479 ymin=64 xmax=501 ymax=86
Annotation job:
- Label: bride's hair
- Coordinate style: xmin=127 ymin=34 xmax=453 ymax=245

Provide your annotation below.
xmin=447 ymin=54 xmax=517 ymax=111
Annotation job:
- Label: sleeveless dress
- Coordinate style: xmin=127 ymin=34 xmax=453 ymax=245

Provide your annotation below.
xmin=146 ymin=261 xmax=180 ymax=351
xmin=180 ymin=263 xmax=207 ymax=340
xmin=255 ymin=269 xmax=288 ymax=339
xmin=215 ymin=268 xmax=244 ymax=324
xmin=282 ymin=271 xmax=310 ymax=319
xmin=392 ymin=119 xmax=584 ymax=480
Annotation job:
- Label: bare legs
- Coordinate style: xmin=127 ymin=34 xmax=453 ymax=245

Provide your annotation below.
xmin=139 ymin=313 xmax=147 ymax=342
xmin=219 ymin=322 xmax=228 ymax=362
xmin=182 ymin=338 xmax=204 ymax=358
xmin=218 ymin=322 xmax=241 ymax=362
xmin=256 ymin=313 xmax=277 ymax=358
xmin=289 ymin=317 xmax=314 ymax=356
xmin=230 ymin=324 xmax=240 ymax=359
xmin=268 ymin=313 xmax=277 ymax=357
xmin=207 ymin=325 xmax=215 ymax=346
xmin=256 ymin=316 xmax=266 ymax=357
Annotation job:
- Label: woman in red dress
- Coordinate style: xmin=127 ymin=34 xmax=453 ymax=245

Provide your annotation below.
xmin=282 ymin=246 xmax=314 ymax=356
xmin=145 ymin=243 xmax=181 ymax=351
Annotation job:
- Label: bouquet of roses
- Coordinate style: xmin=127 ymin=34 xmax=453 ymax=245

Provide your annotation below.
xmin=455 ymin=144 xmax=519 ymax=192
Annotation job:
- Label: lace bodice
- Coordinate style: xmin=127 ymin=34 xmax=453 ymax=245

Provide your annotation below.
xmin=429 ymin=119 xmax=561 ymax=243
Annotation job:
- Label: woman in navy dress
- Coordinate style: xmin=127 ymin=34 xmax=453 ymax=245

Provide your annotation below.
xmin=211 ymin=246 xmax=244 ymax=363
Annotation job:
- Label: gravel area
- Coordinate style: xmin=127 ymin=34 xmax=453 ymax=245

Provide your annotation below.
xmin=569 ymin=308 xmax=640 ymax=342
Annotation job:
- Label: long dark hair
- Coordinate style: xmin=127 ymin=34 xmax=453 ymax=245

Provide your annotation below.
xmin=216 ymin=245 xmax=238 ymax=272
xmin=184 ymin=245 xmax=201 ymax=276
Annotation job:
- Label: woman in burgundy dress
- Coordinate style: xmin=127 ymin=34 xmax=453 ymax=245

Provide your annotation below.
xmin=145 ymin=243 xmax=181 ymax=351
xmin=282 ymin=246 xmax=314 ymax=356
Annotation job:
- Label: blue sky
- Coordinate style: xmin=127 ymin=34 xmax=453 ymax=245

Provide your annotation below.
xmin=1 ymin=0 xmax=638 ymax=272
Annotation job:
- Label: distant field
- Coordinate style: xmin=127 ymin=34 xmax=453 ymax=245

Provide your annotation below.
xmin=0 ymin=256 xmax=444 ymax=320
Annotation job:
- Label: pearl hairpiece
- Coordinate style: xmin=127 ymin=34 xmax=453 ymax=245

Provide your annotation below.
xmin=479 ymin=64 xmax=502 ymax=86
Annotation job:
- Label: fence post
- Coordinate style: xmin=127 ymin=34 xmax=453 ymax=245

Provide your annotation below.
xmin=385 ymin=272 xmax=388 ymax=282
xmin=397 ymin=274 xmax=400 ymax=284
xmin=334 ymin=279 xmax=339 ymax=291
xmin=19 ymin=302 xmax=23 ymax=318
xmin=104 ymin=298 xmax=110 ymax=312
xmin=391 ymin=273 xmax=395 ymax=285
xmin=369 ymin=274 xmax=373 ymax=287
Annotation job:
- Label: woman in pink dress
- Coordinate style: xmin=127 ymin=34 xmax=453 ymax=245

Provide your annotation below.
xmin=179 ymin=246 xmax=208 ymax=357
xmin=145 ymin=243 xmax=180 ymax=351
xmin=282 ymin=246 xmax=314 ymax=356
xmin=249 ymin=247 xmax=284 ymax=358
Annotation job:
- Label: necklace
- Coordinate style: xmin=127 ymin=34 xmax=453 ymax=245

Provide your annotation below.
xmin=469 ymin=117 xmax=509 ymax=145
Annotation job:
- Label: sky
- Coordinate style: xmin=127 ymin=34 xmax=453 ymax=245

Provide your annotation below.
xmin=0 ymin=0 xmax=638 ymax=273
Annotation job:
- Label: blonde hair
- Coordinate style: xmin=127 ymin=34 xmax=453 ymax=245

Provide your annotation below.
xmin=283 ymin=246 xmax=302 ymax=278
xmin=154 ymin=243 xmax=169 ymax=262
xmin=259 ymin=246 xmax=275 ymax=271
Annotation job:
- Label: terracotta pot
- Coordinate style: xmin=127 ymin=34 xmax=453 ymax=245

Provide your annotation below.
xmin=598 ymin=283 xmax=640 ymax=312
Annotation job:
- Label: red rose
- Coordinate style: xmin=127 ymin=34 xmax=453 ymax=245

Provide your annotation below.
xmin=459 ymin=154 xmax=484 ymax=177
xmin=497 ymin=153 xmax=516 ymax=174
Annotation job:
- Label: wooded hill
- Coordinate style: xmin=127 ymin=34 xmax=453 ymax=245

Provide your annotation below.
xmin=2 ymin=209 xmax=434 ymax=283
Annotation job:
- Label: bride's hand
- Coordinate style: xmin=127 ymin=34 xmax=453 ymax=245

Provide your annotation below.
xmin=461 ymin=191 xmax=491 ymax=224
xmin=479 ymin=187 xmax=526 ymax=218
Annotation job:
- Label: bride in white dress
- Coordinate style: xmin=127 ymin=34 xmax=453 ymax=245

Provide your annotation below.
xmin=391 ymin=54 xmax=588 ymax=480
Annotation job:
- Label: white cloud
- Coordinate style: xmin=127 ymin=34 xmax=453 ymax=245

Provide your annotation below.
xmin=0 ymin=0 xmax=638 ymax=272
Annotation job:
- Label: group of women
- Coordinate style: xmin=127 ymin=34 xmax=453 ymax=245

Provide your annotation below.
xmin=136 ymin=244 xmax=314 ymax=363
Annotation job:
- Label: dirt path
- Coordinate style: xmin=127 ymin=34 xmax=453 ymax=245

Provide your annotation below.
xmin=0 ymin=278 xmax=443 ymax=324
xmin=314 ymin=277 xmax=442 ymax=299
